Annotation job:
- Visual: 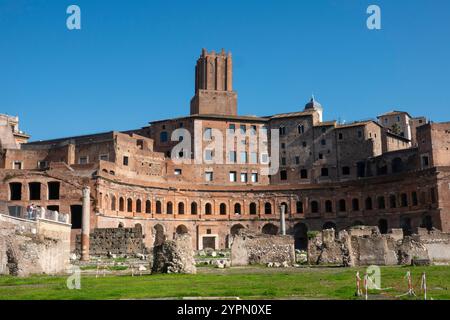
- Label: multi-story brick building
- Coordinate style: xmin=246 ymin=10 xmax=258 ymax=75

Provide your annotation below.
xmin=1 ymin=49 xmax=449 ymax=254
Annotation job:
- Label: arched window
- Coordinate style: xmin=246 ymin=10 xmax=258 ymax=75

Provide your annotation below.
xmin=377 ymin=196 xmax=386 ymax=209
xmin=176 ymin=225 xmax=188 ymax=235
xmin=178 ymin=202 xmax=185 ymax=215
xmin=127 ymin=198 xmax=133 ymax=212
xmin=325 ymin=200 xmax=333 ymax=213
xmin=220 ymin=203 xmax=227 ymax=215
xmin=311 ymin=201 xmax=319 ymax=213
xmin=365 ymin=197 xmax=373 ymax=210
xmin=191 ymin=202 xmax=198 ymax=215
xmin=296 ymin=201 xmax=303 ymax=214
xmin=280 ymin=202 xmax=288 ymax=214
xmin=145 ymin=200 xmax=151 ymax=214
xmin=234 ymin=203 xmax=241 ymax=215
xmin=167 ymin=201 xmax=173 ymax=214
xmin=156 ymin=201 xmax=162 ymax=214
xmin=136 ymin=199 xmax=142 ymax=213
xmin=352 ymin=198 xmax=360 ymax=211
xmin=205 ymin=203 xmax=212 ymax=215
xmin=338 ymin=199 xmax=346 ymax=212
xmin=249 ymin=202 xmax=257 ymax=215
xmin=119 ymin=197 xmax=125 ymax=212
xmin=264 ymin=202 xmax=272 ymax=214
xmin=111 ymin=195 xmax=116 ymax=211
xmin=389 ymin=195 xmax=397 ymax=208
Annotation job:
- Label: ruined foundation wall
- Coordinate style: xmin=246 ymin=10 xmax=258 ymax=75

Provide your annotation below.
xmin=75 ymin=224 xmax=147 ymax=257
xmin=231 ymin=231 xmax=295 ymax=266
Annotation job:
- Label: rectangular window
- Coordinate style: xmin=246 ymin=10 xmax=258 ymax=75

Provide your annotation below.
xmin=240 ymin=151 xmax=247 ymax=163
xmin=123 ymin=156 xmax=129 ymax=166
xmin=228 ymin=124 xmax=235 ymax=133
xmin=240 ymin=173 xmax=248 ymax=183
xmin=229 ymin=151 xmax=237 ymax=163
xmin=261 ymin=153 xmax=269 ymax=164
xmin=321 ymin=167 xmax=329 ymax=177
xmin=240 ymin=125 xmax=246 ymax=134
xmin=205 ymin=149 xmax=214 ymax=161
xmin=174 ymin=169 xmax=182 ymax=175
xmin=251 ymin=173 xmax=258 ymax=183
xmin=250 ymin=152 xmax=258 ymax=164
xmin=250 ymin=125 xmax=257 ymax=135
xmin=281 ymin=157 xmax=286 ymax=166
xmin=204 ymin=128 xmax=212 ymax=140
xmin=48 ymin=182 xmax=60 ymax=200
xmin=280 ymin=170 xmax=288 ymax=180
xmin=205 ymin=171 xmax=213 ymax=182
xmin=13 ymin=161 xmax=22 ymax=170
xmin=37 ymin=161 xmax=48 ymax=169
xmin=300 ymin=169 xmax=308 ymax=179
xmin=79 ymin=156 xmax=88 ymax=165
xmin=229 ymin=171 xmax=237 ymax=182
xmin=99 ymin=154 xmax=109 ymax=161
xmin=29 ymin=182 xmax=41 ymax=201
xmin=295 ymin=156 xmax=300 ymax=165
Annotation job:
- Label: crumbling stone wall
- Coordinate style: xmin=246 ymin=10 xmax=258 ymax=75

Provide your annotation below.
xmin=231 ymin=230 xmax=295 ymax=266
xmin=308 ymin=226 xmax=450 ymax=266
xmin=152 ymin=233 xmax=196 ymax=274
xmin=75 ymin=224 xmax=146 ymax=257
xmin=0 ymin=215 xmax=71 ymax=276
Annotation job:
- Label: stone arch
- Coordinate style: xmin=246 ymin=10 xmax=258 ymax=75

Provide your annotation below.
xmin=231 ymin=223 xmax=245 ymax=236
xmin=127 ymin=198 xmax=133 ymax=212
xmin=294 ymin=223 xmax=308 ymax=250
xmin=176 ymin=224 xmax=188 ymax=235
xmin=178 ymin=202 xmax=185 ymax=215
xmin=220 ymin=203 xmax=227 ymax=215
xmin=145 ymin=200 xmax=151 ymax=214
xmin=262 ymin=223 xmax=278 ymax=235
xmin=119 ymin=197 xmax=125 ymax=211
xmin=156 ymin=200 xmax=162 ymax=214
xmin=204 ymin=203 xmax=212 ymax=215
xmin=234 ymin=203 xmax=241 ymax=215
xmin=191 ymin=202 xmax=198 ymax=215
xmin=166 ymin=201 xmax=173 ymax=214
xmin=153 ymin=224 xmax=165 ymax=246
xmin=136 ymin=199 xmax=142 ymax=213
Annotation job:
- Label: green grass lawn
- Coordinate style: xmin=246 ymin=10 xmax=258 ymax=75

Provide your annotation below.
xmin=0 ymin=265 xmax=449 ymax=300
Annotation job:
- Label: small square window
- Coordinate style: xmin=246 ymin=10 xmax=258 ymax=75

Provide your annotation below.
xmin=205 ymin=171 xmax=213 ymax=182
xmin=229 ymin=171 xmax=237 ymax=182
xmin=123 ymin=156 xmax=129 ymax=166
xmin=79 ymin=156 xmax=88 ymax=165
xmin=240 ymin=173 xmax=248 ymax=183
xmin=174 ymin=169 xmax=182 ymax=175
xmin=13 ymin=161 xmax=22 ymax=170
xmin=251 ymin=173 xmax=258 ymax=183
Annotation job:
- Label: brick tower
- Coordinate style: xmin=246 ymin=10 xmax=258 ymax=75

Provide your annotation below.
xmin=190 ymin=48 xmax=238 ymax=116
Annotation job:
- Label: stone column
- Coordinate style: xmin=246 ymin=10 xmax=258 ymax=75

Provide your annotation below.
xmin=81 ymin=186 xmax=91 ymax=261
xmin=280 ymin=204 xmax=286 ymax=236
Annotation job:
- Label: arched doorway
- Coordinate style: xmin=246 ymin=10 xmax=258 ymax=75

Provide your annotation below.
xmin=400 ymin=216 xmax=412 ymax=236
xmin=230 ymin=224 xmax=245 ymax=236
xmin=262 ymin=223 xmax=278 ymax=235
xmin=176 ymin=224 xmax=188 ymax=235
xmin=294 ymin=223 xmax=308 ymax=250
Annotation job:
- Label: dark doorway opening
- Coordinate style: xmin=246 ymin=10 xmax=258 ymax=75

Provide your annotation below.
xmin=48 ymin=182 xmax=60 ymax=200
xmin=294 ymin=223 xmax=308 ymax=250
xmin=9 ymin=183 xmax=22 ymax=201
xmin=70 ymin=205 xmax=82 ymax=229
xmin=29 ymin=182 xmax=41 ymax=201
xmin=202 ymin=236 xmax=216 ymax=250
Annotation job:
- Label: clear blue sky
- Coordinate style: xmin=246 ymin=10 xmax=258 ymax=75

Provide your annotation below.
xmin=1 ymin=0 xmax=449 ymax=141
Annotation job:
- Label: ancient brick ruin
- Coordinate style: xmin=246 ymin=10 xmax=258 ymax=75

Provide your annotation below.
xmin=1 ymin=48 xmax=450 ymax=262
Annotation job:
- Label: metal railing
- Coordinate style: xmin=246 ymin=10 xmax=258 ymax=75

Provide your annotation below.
xmin=0 ymin=201 xmax=69 ymax=224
